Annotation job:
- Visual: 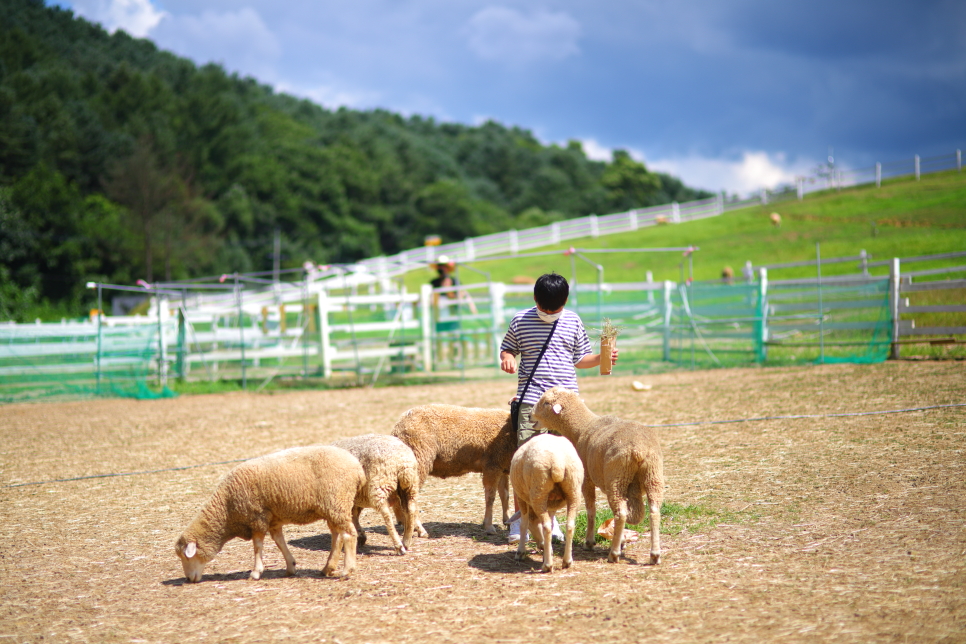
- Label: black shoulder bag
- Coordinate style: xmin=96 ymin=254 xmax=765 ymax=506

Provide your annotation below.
xmin=510 ymin=318 xmax=559 ymax=432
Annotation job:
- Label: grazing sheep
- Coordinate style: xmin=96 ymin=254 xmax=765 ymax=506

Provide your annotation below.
xmin=531 ymin=387 xmax=664 ymax=565
xmin=174 ymin=446 xmax=364 ymax=582
xmin=392 ymin=404 xmax=516 ymax=536
xmin=510 ymin=433 xmax=584 ymax=572
xmin=332 ymin=434 xmax=420 ymax=555
xmin=770 ymin=212 xmax=782 ymax=227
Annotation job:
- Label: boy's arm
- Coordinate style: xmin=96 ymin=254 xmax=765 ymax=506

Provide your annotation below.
xmin=575 ymin=345 xmax=619 ymax=370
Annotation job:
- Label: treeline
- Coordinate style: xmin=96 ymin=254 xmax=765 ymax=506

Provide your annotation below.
xmin=0 ymin=0 xmax=711 ymax=320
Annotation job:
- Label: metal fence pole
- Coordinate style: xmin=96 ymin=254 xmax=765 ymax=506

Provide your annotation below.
xmin=876 ymin=162 xmax=881 ymax=187
xmin=662 ymin=281 xmax=673 ymax=362
xmin=816 ymin=243 xmax=825 ymax=364
xmin=235 ymin=274 xmax=246 ymax=389
xmin=96 ymin=284 xmax=103 ymax=394
xmin=890 ymin=258 xmax=901 ymax=360
xmin=915 ymin=155 xmax=920 ymax=181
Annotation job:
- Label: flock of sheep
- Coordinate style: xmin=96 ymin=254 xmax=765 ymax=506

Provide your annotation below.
xmin=175 ymin=387 xmax=665 ymax=581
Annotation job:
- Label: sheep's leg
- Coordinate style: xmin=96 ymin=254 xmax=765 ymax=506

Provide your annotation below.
xmin=498 ymin=472 xmax=510 ymax=526
xmin=400 ymin=489 xmax=417 ymax=550
xmin=376 ymin=500 xmax=407 ymax=555
xmin=482 ymin=469 xmax=500 ymax=534
xmin=269 ymin=526 xmax=297 ymax=576
xmin=340 ymin=524 xmax=358 ymax=577
xmin=608 ymin=496 xmax=629 ymax=563
xmin=582 ymin=480 xmax=597 ymax=551
xmin=321 ymin=521 xmax=342 ymax=576
xmin=352 ymin=506 xmax=367 ymax=548
xmin=536 ymin=508 xmax=554 ymax=573
xmin=251 ymin=532 xmax=266 ymax=580
xmin=562 ymin=496 xmax=578 ymax=569
xmin=647 ymin=487 xmax=663 ymax=565
xmin=514 ymin=501 xmax=531 ymax=562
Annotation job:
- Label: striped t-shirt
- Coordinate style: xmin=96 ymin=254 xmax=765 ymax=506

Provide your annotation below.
xmin=500 ymin=307 xmax=592 ymax=405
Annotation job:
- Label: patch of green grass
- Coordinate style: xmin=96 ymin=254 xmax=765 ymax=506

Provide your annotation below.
xmin=570 ymin=501 xmax=756 ymax=543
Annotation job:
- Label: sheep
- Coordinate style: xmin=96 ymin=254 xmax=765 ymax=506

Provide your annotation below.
xmin=531 ymin=387 xmax=664 ymax=565
xmin=174 ymin=445 xmax=365 ymax=582
xmin=770 ymin=212 xmax=782 ymax=227
xmin=391 ymin=404 xmax=516 ymax=536
xmin=510 ymin=433 xmax=583 ymax=573
xmin=332 ymin=434 xmax=420 ymax=555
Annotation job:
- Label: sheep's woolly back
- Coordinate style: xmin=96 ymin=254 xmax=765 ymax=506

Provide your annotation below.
xmin=180 ymin=446 xmax=365 ymax=557
xmin=333 ymin=434 xmax=420 ymax=508
xmin=391 ymin=404 xmax=515 ymax=481
xmin=510 ymin=433 xmax=584 ymax=504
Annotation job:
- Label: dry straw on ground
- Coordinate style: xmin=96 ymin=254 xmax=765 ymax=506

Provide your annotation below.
xmin=1 ymin=361 xmax=964 ymax=643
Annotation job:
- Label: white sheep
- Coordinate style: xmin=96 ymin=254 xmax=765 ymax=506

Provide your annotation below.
xmin=332 ymin=434 xmax=420 ymax=555
xmin=391 ymin=404 xmax=516 ymax=536
xmin=174 ymin=445 xmax=364 ymax=582
xmin=531 ymin=387 xmax=665 ymax=565
xmin=510 ymin=433 xmax=583 ymax=572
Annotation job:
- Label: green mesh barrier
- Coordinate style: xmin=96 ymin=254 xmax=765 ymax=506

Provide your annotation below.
xmin=0 ymin=318 xmax=179 ymax=403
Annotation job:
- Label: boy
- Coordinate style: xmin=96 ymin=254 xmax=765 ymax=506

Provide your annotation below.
xmin=499 ymin=272 xmax=618 ymax=543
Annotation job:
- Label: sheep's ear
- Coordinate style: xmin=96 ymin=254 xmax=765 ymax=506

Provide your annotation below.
xmin=184 ymin=542 xmax=197 ymax=558
xmin=552 ymin=404 xmax=562 ymax=415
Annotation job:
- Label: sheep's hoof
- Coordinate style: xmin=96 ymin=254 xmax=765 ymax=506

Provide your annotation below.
xmin=395 ymin=546 xmax=407 ymax=556
xmin=484 ymin=524 xmax=497 ymax=535
xmin=356 ymin=533 xmax=367 ymax=547
xmin=514 ymin=551 xmax=528 ymax=562
xmin=583 ymin=541 xmax=595 ymax=551
xmin=607 ymin=551 xmax=621 ymax=563
xmin=285 ymin=566 xmax=297 ymax=577
xmin=250 ymin=570 xmax=262 ymax=580
xmin=562 ymin=558 xmax=573 ymax=569
xmin=541 ymin=564 xmax=553 ymax=573
xmin=650 ymin=553 xmax=661 ymax=565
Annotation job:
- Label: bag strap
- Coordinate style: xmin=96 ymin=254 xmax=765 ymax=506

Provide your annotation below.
xmin=518 ymin=317 xmax=559 ymax=404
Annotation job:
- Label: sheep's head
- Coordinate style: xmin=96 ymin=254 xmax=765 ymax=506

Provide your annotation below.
xmin=175 ymin=535 xmax=210 ymax=583
xmin=532 ymin=387 xmax=578 ymax=432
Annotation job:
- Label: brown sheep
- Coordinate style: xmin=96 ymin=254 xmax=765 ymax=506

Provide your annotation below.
xmin=531 ymin=387 xmax=664 ymax=564
xmin=391 ymin=404 xmax=516 ymax=536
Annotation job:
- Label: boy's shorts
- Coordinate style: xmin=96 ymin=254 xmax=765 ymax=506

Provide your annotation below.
xmin=516 ymin=402 xmax=549 ymax=446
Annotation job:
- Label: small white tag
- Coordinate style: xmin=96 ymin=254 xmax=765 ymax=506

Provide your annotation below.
xmin=184 ymin=542 xmax=197 ymax=558
xmin=553 ymin=404 xmax=562 ymax=414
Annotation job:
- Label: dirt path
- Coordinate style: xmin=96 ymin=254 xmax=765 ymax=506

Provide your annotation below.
xmin=1 ymin=361 xmax=964 ymax=643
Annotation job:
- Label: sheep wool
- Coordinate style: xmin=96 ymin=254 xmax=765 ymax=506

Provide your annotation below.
xmin=510 ymin=433 xmax=584 ymax=573
xmin=392 ymin=404 xmax=517 ymax=535
xmin=531 ymin=387 xmax=665 ymax=565
xmin=332 ymin=434 xmax=421 ymax=554
xmin=174 ymin=445 xmax=365 ymax=582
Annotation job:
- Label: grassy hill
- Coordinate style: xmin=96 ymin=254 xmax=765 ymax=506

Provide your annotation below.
xmin=404 ymin=170 xmax=966 ymax=290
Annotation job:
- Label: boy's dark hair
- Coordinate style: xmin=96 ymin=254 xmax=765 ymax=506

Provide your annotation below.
xmin=534 ymin=273 xmax=569 ymax=311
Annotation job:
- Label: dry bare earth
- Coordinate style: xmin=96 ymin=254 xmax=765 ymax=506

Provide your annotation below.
xmin=1 ymin=361 xmax=964 ymax=643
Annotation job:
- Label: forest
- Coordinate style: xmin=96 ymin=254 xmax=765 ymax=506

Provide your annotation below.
xmin=0 ymin=0 xmax=711 ymax=321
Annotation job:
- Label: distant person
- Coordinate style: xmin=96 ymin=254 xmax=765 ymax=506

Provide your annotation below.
xmin=742 ymin=261 xmax=754 ymax=284
xmin=499 ymin=272 xmax=618 ymax=544
xmin=721 ymin=266 xmax=734 ymax=285
xmin=430 ymin=255 xmax=476 ymax=316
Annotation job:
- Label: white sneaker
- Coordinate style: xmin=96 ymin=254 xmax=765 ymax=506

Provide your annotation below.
xmin=508 ymin=518 xmax=524 ymax=544
xmin=551 ymin=516 xmax=564 ymax=543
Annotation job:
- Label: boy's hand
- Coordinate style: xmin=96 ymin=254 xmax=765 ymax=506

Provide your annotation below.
xmin=500 ymin=352 xmax=517 ymax=374
xmin=611 ymin=346 xmax=619 ymax=364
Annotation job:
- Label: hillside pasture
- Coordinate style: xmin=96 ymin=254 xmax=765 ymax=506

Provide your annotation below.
xmin=1 ymin=361 xmax=964 ymax=643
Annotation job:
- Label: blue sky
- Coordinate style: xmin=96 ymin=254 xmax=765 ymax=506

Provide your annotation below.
xmin=58 ymin=0 xmax=966 ymax=196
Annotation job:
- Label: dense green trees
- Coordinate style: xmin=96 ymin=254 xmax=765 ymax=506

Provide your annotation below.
xmin=0 ymin=0 xmax=711 ymax=320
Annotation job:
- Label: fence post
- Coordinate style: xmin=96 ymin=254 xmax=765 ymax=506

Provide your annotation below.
xmin=509 ymin=229 xmax=519 ymax=254
xmin=419 ymin=283 xmax=433 ymax=372
xmin=646 ymin=270 xmax=654 ymax=304
xmin=589 ymin=214 xmax=599 ymax=238
xmin=318 ymin=290 xmax=332 ymax=378
xmin=671 ymin=202 xmax=680 ymax=223
xmin=797 ymin=177 xmax=804 ymax=200
xmin=756 ymin=268 xmax=768 ymax=363
xmin=958 ymin=149 xmax=962 ymax=172
xmin=915 ymin=155 xmax=920 ymax=181
xmin=157 ymin=295 xmax=168 ymax=386
xmin=876 ymin=162 xmax=881 ymax=187
xmin=860 ymin=249 xmax=869 ymax=276
xmin=890 ymin=258 xmax=901 ymax=359
xmin=716 ymin=192 xmax=724 ymax=213
xmin=662 ymin=281 xmax=673 ymax=362
xmin=489 ymin=281 xmax=506 ymax=367
xmin=96 ymin=284 xmax=103 ymax=394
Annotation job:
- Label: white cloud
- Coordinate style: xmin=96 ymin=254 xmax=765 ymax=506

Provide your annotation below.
xmin=649 ymin=151 xmax=811 ymax=196
xmin=150 ymin=8 xmax=281 ymax=80
xmin=464 ymin=6 xmax=581 ymax=64
xmin=578 ymin=138 xmax=612 ymax=162
xmin=276 ymin=81 xmax=381 ymax=111
xmin=71 ymin=0 xmax=166 ymax=37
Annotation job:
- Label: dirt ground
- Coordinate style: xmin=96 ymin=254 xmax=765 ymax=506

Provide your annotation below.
xmin=1 ymin=361 xmax=964 ymax=643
